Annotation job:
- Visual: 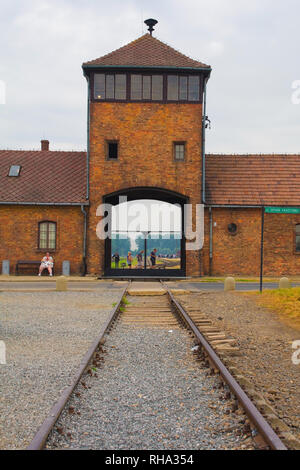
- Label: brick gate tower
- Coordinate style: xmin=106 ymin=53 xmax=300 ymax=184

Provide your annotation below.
xmin=82 ymin=22 xmax=211 ymax=277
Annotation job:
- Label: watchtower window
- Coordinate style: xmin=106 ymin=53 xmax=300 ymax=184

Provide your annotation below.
xmin=130 ymin=75 xmax=163 ymax=101
xmin=107 ymin=141 xmax=119 ymax=160
xmin=93 ymin=73 xmax=202 ymax=102
xmin=174 ymin=142 xmax=186 ymax=161
xmin=167 ymin=75 xmax=200 ymax=102
xmin=94 ymin=74 xmax=127 ymax=100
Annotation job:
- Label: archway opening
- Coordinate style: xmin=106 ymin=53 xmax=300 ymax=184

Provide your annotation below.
xmin=104 ymin=188 xmax=187 ymax=277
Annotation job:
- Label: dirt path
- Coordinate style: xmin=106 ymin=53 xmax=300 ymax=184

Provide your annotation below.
xmin=177 ymin=291 xmax=300 ymax=442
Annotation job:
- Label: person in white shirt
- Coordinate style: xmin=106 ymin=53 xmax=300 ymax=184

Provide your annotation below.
xmin=38 ymin=252 xmax=54 ymax=276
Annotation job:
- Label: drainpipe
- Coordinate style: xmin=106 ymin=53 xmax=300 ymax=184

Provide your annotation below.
xmin=86 ymin=76 xmax=91 ymax=200
xmin=81 ymin=205 xmax=87 ymax=276
xmin=209 ymin=207 xmax=213 ymax=276
xmin=202 ymin=77 xmax=208 ymax=204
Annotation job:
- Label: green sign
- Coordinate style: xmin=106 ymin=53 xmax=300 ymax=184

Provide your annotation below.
xmin=265 ymin=207 xmax=300 ymax=214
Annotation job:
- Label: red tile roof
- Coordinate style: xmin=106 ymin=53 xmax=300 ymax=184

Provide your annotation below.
xmin=206 ymin=154 xmax=300 ymax=206
xmin=0 ymin=150 xmax=87 ymax=204
xmin=1 ymin=151 xmax=299 ymax=207
xmin=83 ymin=34 xmax=210 ymax=69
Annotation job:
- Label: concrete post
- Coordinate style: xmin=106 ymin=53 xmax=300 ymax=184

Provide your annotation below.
xmin=2 ymin=260 xmax=10 ymax=275
xmin=56 ymin=276 xmax=68 ymax=292
xmin=62 ymin=261 xmax=70 ymax=276
xmin=279 ymin=277 xmax=291 ymax=289
xmin=224 ymin=277 xmax=236 ymax=292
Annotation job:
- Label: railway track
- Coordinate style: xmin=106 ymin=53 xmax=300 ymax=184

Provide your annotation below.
xmin=27 ymin=281 xmax=287 ymax=450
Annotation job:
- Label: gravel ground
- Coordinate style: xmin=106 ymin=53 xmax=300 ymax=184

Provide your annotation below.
xmin=47 ymin=323 xmax=253 ymax=450
xmin=177 ymin=292 xmax=300 ymax=441
xmin=0 ymin=289 xmax=124 ymax=450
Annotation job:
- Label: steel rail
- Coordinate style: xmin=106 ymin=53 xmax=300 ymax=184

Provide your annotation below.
xmin=162 ymin=282 xmax=287 ymax=451
xmin=27 ymin=282 xmax=130 ymax=450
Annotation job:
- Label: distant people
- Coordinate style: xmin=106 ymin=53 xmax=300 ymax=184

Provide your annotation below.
xmin=127 ymin=251 xmax=133 ymax=269
xmin=136 ymin=250 xmax=144 ymax=268
xmin=113 ymin=252 xmax=120 ymax=269
xmin=150 ymin=248 xmax=157 ymax=267
xmin=38 ymin=252 xmax=54 ymax=276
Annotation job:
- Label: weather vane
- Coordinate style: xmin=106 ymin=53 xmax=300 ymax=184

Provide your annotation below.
xmin=144 ymin=18 xmax=158 ymax=36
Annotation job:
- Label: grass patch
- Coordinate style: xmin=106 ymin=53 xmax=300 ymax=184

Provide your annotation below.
xmin=255 ymin=287 xmax=300 ymax=326
xmin=122 ymin=297 xmax=130 ymax=305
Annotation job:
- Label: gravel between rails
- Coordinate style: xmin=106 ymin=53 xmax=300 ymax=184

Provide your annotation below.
xmin=47 ymin=323 xmax=254 ymax=450
xmin=0 ymin=289 xmax=124 ymax=450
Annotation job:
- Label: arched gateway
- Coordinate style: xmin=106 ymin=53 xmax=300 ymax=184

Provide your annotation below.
xmin=82 ymin=29 xmax=211 ymax=277
xmin=103 ymin=187 xmax=188 ymax=277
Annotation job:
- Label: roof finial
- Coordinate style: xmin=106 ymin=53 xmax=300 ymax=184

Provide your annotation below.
xmin=144 ymin=18 xmax=158 ymax=36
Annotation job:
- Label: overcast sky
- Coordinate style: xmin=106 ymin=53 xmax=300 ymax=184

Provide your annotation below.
xmin=0 ymin=0 xmax=300 ymax=153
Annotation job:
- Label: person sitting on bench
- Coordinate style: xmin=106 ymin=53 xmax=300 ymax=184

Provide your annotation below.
xmin=38 ymin=253 xmax=54 ymax=276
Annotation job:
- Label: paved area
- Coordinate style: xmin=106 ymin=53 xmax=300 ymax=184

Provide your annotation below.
xmin=0 ymin=288 xmax=125 ymax=450
xmin=128 ymin=281 xmax=166 ymax=296
xmin=2 ymin=280 xmax=300 ymax=292
xmin=167 ymin=281 xmax=300 ymax=292
xmin=0 ymin=281 xmax=126 ymax=291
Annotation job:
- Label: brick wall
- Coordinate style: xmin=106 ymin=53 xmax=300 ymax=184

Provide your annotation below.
xmin=87 ymin=101 xmax=203 ymax=276
xmin=263 ymin=213 xmax=300 ymax=276
xmin=0 ymin=205 xmax=84 ymax=275
xmin=202 ymin=208 xmax=300 ymax=276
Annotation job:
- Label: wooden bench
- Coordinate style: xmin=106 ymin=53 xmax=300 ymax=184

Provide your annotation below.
xmin=16 ymin=260 xmax=54 ymax=276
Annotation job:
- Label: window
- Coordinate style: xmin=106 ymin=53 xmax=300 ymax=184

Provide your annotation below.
xmin=228 ymin=223 xmax=238 ymax=235
xmin=167 ymin=76 xmax=179 ymax=101
xmin=94 ymin=74 xmax=127 ymax=100
xmin=131 ymin=75 xmax=142 ymax=100
xmin=8 ymin=165 xmax=21 ymax=177
xmin=94 ymin=73 xmax=201 ymax=102
xmin=295 ymin=225 xmax=300 ymax=252
xmin=167 ymin=75 xmax=200 ymax=101
xmin=107 ymin=141 xmax=118 ymax=160
xmin=152 ymin=75 xmax=163 ymax=100
xmin=188 ymin=76 xmax=200 ymax=101
xmin=174 ymin=142 xmax=185 ymax=161
xmin=130 ymin=75 xmax=163 ymax=101
xmin=39 ymin=222 xmax=56 ymax=250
